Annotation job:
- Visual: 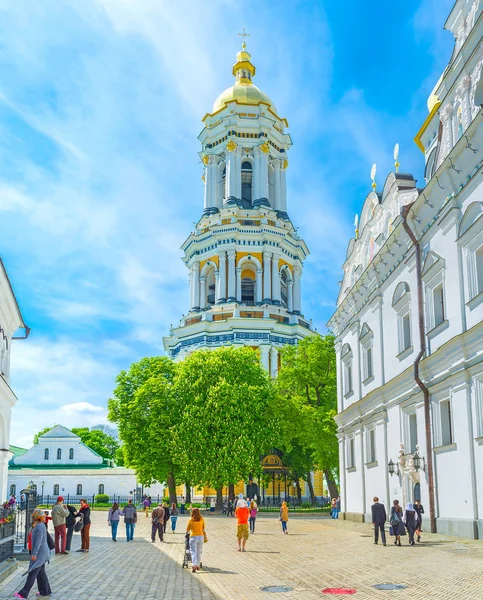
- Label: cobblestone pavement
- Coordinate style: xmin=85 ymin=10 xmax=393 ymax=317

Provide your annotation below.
xmin=1 ymin=511 xmax=482 ymax=599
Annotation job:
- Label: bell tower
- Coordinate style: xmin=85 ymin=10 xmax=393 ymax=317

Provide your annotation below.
xmin=163 ymin=40 xmax=315 ymax=371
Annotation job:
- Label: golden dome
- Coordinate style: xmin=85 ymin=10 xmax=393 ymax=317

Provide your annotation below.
xmin=212 ymin=82 xmax=277 ymax=114
xmin=211 ymin=43 xmax=277 ymax=114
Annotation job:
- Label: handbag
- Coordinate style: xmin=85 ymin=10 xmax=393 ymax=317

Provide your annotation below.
xmin=46 ymin=530 xmax=55 ymax=551
xmin=74 ymin=514 xmax=84 ymax=532
xmin=203 ymin=533 xmax=208 ymax=543
xmin=390 ymin=511 xmax=401 ymax=525
xmin=389 ymin=526 xmax=395 ymax=536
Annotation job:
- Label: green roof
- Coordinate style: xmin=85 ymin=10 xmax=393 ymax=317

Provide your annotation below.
xmin=9 ymin=445 xmax=28 ymax=457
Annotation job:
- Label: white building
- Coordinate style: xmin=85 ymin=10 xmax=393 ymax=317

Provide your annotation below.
xmin=163 ymin=41 xmax=315 ymax=367
xmin=8 ymin=425 xmax=141 ymax=500
xmin=328 ymin=0 xmax=483 ymax=539
xmin=0 ymin=258 xmax=27 ymax=502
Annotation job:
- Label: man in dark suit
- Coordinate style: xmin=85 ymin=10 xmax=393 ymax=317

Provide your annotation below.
xmin=371 ymin=497 xmax=387 ymax=546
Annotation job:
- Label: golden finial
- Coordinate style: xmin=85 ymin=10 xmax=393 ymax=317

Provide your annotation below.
xmin=371 ymin=163 xmax=377 ymax=191
xmin=238 ymin=28 xmax=250 ymax=49
xmin=393 ymin=143 xmax=400 ymax=173
xmin=354 ymin=214 xmax=359 ymax=239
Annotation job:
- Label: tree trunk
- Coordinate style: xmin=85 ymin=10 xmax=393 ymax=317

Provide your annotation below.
xmin=167 ymin=471 xmax=177 ymax=506
xmin=306 ymin=472 xmax=316 ymax=505
xmin=185 ymin=483 xmax=192 ymax=505
xmin=228 ymin=483 xmax=235 ymax=501
xmin=216 ymin=486 xmax=223 ymax=510
xmin=324 ymin=469 xmax=339 ymax=499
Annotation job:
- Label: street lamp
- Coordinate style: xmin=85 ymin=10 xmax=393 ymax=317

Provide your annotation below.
xmin=41 ymin=481 xmax=45 ymax=499
xmin=28 ymin=480 xmax=34 ymax=489
xmin=387 ymin=459 xmax=396 ymax=476
xmin=413 ymin=452 xmax=425 ymax=472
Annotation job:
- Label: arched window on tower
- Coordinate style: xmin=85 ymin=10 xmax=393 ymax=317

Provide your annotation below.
xmin=241 ymin=161 xmax=253 ymax=209
xmin=241 ymin=278 xmax=255 ymax=305
xmin=206 ymin=267 xmax=216 ymax=307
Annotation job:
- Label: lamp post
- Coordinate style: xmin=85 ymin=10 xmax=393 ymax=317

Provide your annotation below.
xmin=387 ymin=459 xmax=395 ymax=476
xmin=41 ymin=481 xmax=45 ymax=502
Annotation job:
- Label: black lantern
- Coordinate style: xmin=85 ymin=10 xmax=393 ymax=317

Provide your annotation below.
xmin=388 ymin=459 xmax=395 ymax=476
xmin=413 ymin=452 xmax=425 ymax=472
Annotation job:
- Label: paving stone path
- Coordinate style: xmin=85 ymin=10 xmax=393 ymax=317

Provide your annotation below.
xmin=1 ymin=511 xmax=482 ymax=599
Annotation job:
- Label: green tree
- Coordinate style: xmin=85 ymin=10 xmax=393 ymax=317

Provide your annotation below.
xmin=277 ymin=334 xmax=339 ymax=500
xmin=33 ymin=426 xmax=55 ymax=445
xmin=173 ymin=346 xmax=280 ymax=507
xmin=108 ymin=356 xmax=181 ymax=504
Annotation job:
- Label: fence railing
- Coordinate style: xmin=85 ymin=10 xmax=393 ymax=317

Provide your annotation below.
xmin=0 ymin=505 xmax=16 ymax=563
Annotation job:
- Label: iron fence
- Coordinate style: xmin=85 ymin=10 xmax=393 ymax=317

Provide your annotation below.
xmin=0 ymin=505 xmax=16 ymax=563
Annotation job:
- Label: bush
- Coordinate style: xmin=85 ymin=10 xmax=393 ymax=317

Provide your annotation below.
xmin=94 ymin=494 xmax=109 ymax=505
xmin=302 ymin=502 xmax=312 ymax=509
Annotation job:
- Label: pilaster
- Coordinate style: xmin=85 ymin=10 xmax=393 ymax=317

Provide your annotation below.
xmin=262 ymin=252 xmax=272 ymax=304
xmin=227 ymin=250 xmax=236 ymax=302
xmin=216 ymin=251 xmax=227 ymax=303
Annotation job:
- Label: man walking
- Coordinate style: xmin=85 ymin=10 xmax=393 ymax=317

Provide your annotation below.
xmin=51 ymin=496 xmax=69 ymax=555
xmin=151 ymin=503 xmax=165 ymax=543
xmin=235 ymin=495 xmax=249 ymax=552
xmin=371 ymin=496 xmax=387 ymax=546
xmin=121 ymin=499 xmax=138 ymax=541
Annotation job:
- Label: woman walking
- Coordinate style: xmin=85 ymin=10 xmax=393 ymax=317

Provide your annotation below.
xmin=170 ymin=503 xmax=179 ymax=533
xmin=249 ymin=500 xmax=258 ymax=534
xmin=186 ymin=507 xmax=206 ymax=573
xmin=14 ymin=509 xmax=52 ymax=599
xmin=280 ymin=501 xmax=289 ymax=535
xmin=390 ymin=500 xmax=406 ymax=546
xmin=143 ymin=497 xmax=151 ymax=518
xmin=414 ymin=499 xmax=424 ymax=542
xmin=108 ymin=502 xmax=122 ymax=541
xmin=76 ymin=499 xmax=91 ymax=553
xmin=404 ymin=503 xmax=417 ymax=546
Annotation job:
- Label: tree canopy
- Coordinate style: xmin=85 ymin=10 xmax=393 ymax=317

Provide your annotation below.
xmin=173 ymin=346 xmax=280 ymax=494
xmin=276 ymin=334 xmax=338 ymax=498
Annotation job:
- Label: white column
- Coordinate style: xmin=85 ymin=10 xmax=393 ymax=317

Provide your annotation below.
xmin=256 ymin=268 xmax=263 ymax=304
xmin=263 ymin=252 xmax=272 ymax=304
xmin=200 ymin=276 xmax=207 ymax=310
xmin=287 ymin=280 xmax=294 ymax=313
xmin=227 ymin=250 xmax=236 ymax=301
xmin=193 ymin=261 xmax=200 ymax=310
xmin=253 ymin=148 xmax=261 ymax=201
xmin=271 ymin=254 xmax=281 ymax=304
xmin=215 ymin=269 xmax=220 ymax=303
xmin=217 ymin=251 xmax=227 ymax=303
xmin=438 ymin=103 xmax=453 ymax=167
xmin=234 ymin=147 xmax=242 ymax=199
xmin=189 ymin=265 xmax=195 ymax=309
xmin=270 ymin=346 xmax=279 ymax=378
xmin=260 ymin=345 xmax=270 ymax=371
xmin=236 ymin=267 xmax=242 ymax=303
xmin=259 ymin=149 xmax=269 ymax=202
xmin=461 ymin=75 xmax=472 ymax=130
xmin=280 ymin=161 xmax=287 ymax=213
xmin=293 ymin=266 xmax=302 ymax=313
xmin=273 ymin=160 xmax=281 ymax=211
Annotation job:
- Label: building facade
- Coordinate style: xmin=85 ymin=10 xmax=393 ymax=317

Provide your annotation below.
xmin=8 ymin=425 xmax=142 ymax=499
xmin=0 ymin=258 xmax=27 ymax=502
xmin=328 ymin=0 xmax=483 ymax=539
xmin=163 ymin=42 xmax=315 ymax=368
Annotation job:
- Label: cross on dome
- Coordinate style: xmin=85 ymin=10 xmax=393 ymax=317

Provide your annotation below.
xmin=238 ymin=28 xmax=250 ymax=50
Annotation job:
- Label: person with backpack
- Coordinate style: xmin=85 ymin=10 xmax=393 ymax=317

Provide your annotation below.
xmin=151 ymin=503 xmax=165 ymax=542
xmin=390 ymin=499 xmax=406 ymax=546
xmin=14 ymin=509 xmax=52 ymax=599
xmin=108 ymin=502 xmax=122 ymax=542
xmin=121 ymin=499 xmax=138 ymax=542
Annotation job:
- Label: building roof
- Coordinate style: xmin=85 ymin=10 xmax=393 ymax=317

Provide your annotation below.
xmin=0 ymin=257 xmax=26 ymax=329
xmin=40 ymin=425 xmax=80 ymax=439
xmin=9 ymin=445 xmax=28 ymax=457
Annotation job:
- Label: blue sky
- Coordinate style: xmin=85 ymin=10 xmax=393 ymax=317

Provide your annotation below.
xmin=0 ymin=0 xmax=455 ymax=447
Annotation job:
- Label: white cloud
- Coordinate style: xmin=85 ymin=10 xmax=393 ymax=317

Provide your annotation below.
xmin=60 ymin=402 xmax=104 ymax=414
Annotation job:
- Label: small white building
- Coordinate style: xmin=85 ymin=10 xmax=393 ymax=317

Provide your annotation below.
xmin=328 ymin=0 xmax=483 ymax=539
xmin=8 ymin=425 xmax=140 ymax=500
xmin=0 ymin=257 xmax=27 ymax=502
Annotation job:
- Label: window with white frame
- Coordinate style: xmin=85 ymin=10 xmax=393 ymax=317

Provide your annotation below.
xmin=366 ymin=427 xmax=376 ymax=463
xmin=458 ymin=202 xmax=483 ymax=302
xmin=440 ymin=399 xmax=453 ymax=446
xmin=69 ymin=448 xmax=74 ymax=460
xmin=53 ymin=484 xmax=60 ymax=496
xmin=392 ymin=282 xmax=412 ymax=354
xmin=9 ymin=484 xmax=15 ymax=497
xmin=76 ymin=484 xmax=83 ymax=495
xmin=408 ymin=412 xmax=418 ymax=454
xmin=474 ymin=377 xmax=483 ymax=439
xmin=360 ymin=324 xmax=374 ymax=382
xmin=346 ymin=436 xmax=355 ymax=468
xmin=422 ymin=252 xmax=447 ymax=332
xmin=98 ymin=484 xmax=105 ymax=495
xmin=341 ymin=344 xmax=353 ymax=396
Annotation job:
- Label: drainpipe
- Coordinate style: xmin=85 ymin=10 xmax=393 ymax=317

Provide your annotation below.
xmin=401 ymin=204 xmax=436 ymax=534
